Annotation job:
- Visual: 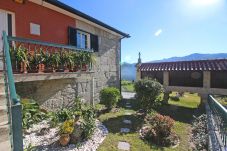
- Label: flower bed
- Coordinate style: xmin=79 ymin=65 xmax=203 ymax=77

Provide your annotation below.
xmin=23 ymin=120 xmax=108 ymax=151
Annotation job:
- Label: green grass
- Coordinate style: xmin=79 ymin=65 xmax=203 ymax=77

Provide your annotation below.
xmin=97 ymin=93 xmax=202 ymax=151
xmin=121 ymin=80 xmax=135 ymax=92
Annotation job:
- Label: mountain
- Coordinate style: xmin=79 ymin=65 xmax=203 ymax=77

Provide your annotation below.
xmin=152 ymin=53 xmax=227 ymax=63
xmin=121 ymin=53 xmax=227 ymax=81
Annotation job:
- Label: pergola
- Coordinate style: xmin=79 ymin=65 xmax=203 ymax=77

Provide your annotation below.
xmin=136 ymin=59 xmax=227 ymax=103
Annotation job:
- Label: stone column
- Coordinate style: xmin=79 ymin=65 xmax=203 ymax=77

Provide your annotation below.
xmin=198 ymin=93 xmax=208 ymax=110
xmin=203 ymin=71 xmax=211 ymax=88
xmin=136 ymin=66 xmax=141 ymax=81
xmin=163 ymin=71 xmax=169 ymax=87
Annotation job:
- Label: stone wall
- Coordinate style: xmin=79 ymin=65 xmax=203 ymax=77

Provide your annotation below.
xmin=76 ymin=20 xmax=121 ymax=102
xmin=16 ymin=77 xmax=93 ymax=111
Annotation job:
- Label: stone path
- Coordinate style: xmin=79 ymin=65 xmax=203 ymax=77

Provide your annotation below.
xmin=117 ymin=94 xmax=135 ymax=150
xmin=118 ymin=141 xmax=130 ymax=151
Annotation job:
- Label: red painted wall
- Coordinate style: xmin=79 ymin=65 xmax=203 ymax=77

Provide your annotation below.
xmin=0 ymin=0 xmax=76 ymax=44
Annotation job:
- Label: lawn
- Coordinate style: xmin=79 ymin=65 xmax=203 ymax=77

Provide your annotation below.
xmin=97 ymin=92 xmax=201 ymax=151
xmin=121 ymin=80 xmax=135 ymax=92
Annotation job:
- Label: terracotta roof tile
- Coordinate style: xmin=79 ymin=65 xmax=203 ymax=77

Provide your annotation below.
xmin=139 ymin=59 xmax=227 ymax=71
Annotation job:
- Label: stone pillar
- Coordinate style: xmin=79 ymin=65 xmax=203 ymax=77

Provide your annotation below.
xmin=163 ymin=71 xmax=169 ymax=87
xmin=198 ymin=93 xmax=208 ymax=110
xmin=163 ymin=91 xmax=170 ymax=104
xmin=203 ymin=71 xmax=211 ymax=88
xmin=136 ymin=66 xmax=141 ymax=81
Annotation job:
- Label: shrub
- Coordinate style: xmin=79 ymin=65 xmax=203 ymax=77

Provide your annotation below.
xmin=100 ymin=87 xmax=120 ymax=109
xmin=134 ymin=79 xmax=163 ymax=112
xmin=142 ymin=113 xmax=177 ymax=146
xmin=21 ymin=99 xmax=47 ymax=129
xmin=81 ymin=105 xmax=96 ymax=139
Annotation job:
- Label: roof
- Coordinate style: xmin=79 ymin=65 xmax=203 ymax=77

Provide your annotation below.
xmin=139 ymin=59 xmax=227 ymax=71
xmin=45 ymin=0 xmax=130 ymax=38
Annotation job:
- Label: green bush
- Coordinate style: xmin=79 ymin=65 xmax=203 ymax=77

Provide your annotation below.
xmin=21 ymin=99 xmax=47 ymax=129
xmin=81 ymin=105 xmax=96 ymax=139
xmin=143 ymin=113 xmax=177 ymax=146
xmin=100 ymin=87 xmax=120 ymax=109
xmin=134 ymin=79 xmax=163 ymax=112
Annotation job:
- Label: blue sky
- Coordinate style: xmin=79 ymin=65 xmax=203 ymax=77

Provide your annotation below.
xmin=60 ymin=0 xmax=227 ymax=63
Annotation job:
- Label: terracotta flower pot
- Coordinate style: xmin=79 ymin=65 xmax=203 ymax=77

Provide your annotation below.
xmin=59 ymin=134 xmax=70 ymax=146
xmin=20 ymin=62 xmax=27 ymax=73
xmin=38 ymin=63 xmax=45 ymax=73
xmin=81 ymin=64 xmax=88 ymax=71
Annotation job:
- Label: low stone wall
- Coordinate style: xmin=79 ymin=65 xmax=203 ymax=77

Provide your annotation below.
xmin=16 ymin=78 xmax=93 ymax=111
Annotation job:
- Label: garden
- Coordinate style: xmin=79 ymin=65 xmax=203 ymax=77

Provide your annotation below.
xmin=10 ymin=44 xmax=96 ymax=74
xmin=22 ymin=79 xmax=208 ymax=151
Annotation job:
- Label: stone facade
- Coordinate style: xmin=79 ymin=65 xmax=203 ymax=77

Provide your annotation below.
xmin=15 ymin=20 xmax=122 ymax=110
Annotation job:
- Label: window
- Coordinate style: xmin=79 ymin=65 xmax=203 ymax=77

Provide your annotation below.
xmin=30 ymin=23 xmax=40 ymax=36
xmin=76 ymin=31 xmax=89 ymax=49
xmin=68 ymin=27 xmax=99 ymax=52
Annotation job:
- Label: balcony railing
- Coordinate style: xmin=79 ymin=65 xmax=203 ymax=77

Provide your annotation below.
xmin=207 ymin=95 xmax=227 ymax=151
xmin=8 ymin=36 xmax=94 ymax=74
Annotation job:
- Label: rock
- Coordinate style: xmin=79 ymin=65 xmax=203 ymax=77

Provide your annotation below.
xmin=120 ymin=128 xmax=130 ymax=133
xmin=118 ymin=141 xmax=130 ymax=150
xmin=70 ymin=121 xmax=84 ymax=144
xmin=38 ymin=127 xmax=50 ymax=136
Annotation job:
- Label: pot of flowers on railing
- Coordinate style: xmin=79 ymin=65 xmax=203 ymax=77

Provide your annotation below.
xmin=27 ymin=51 xmax=44 ymax=73
xmin=56 ymin=51 xmax=67 ymax=72
xmin=59 ymin=119 xmax=74 ymax=146
xmin=14 ymin=45 xmax=29 ymax=73
xmin=66 ymin=51 xmax=75 ymax=72
xmin=80 ymin=51 xmax=96 ymax=71
xmin=43 ymin=52 xmax=55 ymax=73
xmin=71 ymin=52 xmax=80 ymax=72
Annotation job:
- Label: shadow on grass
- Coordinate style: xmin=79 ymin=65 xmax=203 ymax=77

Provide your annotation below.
xmin=102 ymin=114 xmax=144 ymax=134
xmin=155 ymin=104 xmax=205 ymax=124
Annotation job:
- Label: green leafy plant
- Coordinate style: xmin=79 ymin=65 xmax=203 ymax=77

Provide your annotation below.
xmin=81 ymin=105 xmax=96 ymax=139
xmin=14 ymin=45 xmax=29 ymax=66
xmin=21 ymin=99 xmax=47 ymax=129
xmin=134 ymin=79 xmax=163 ymax=113
xmin=100 ymin=87 xmax=120 ymax=110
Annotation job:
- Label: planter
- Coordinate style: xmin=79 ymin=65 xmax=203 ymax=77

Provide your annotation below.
xmin=38 ymin=64 xmax=45 ymax=73
xmin=59 ymin=134 xmax=70 ymax=146
xmin=28 ymin=67 xmax=38 ymax=73
xmin=56 ymin=65 xmax=65 ymax=72
xmin=81 ymin=64 xmax=88 ymax=71
xmin=20 ymin=62 xmax=27 ymax=73
xmin=44 ymin=66 xmax=54 ymax=73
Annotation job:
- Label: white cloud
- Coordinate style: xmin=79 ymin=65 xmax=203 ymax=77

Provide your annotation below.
xmin=123 ymin=55 xmax=132 ymax=62
xmin=154 ymin=29 xmax=163 ymax=37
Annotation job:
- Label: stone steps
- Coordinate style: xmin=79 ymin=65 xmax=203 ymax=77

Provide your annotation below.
xmin=0 ymin=140 xmax=11 ymax=151
xmin=0 ymin=72 xmax=11 ymax=150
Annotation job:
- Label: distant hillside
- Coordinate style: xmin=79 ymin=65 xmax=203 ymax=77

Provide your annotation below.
xmin=152 ymin=53 xmax=227 ymax=63
xmin=121 ymin=53 xmax=227 ymax=80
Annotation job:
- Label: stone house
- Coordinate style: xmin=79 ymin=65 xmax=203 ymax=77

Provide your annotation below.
xmin=0 ymin=0 xmax=130 ymax=110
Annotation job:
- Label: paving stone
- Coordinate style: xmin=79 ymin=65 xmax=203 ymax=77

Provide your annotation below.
xmin=118 ymin=141 xmax=130 ymax=150
xmin=120 ymin=128 xmax=130 ymax=133
xmin=126 ymin=102 xmax=131 ymax=105
xmin=125 ymin=112 xmax=132 ymax=115
xmin=123 ymin=120 xmax=132 ymax=124
xmin=126 ymin=105 xmax=132 ymax=108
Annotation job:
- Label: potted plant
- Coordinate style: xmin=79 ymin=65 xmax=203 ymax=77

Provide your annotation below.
xmin=27 ymin=51 xmax=45 ymax=73
xmin=72 ymin=52 xmax=80 ymax=72
xmin=66 ymin=51 xmax=75 ymax=72
xmin=14 ymin=45 xmax=29 ymax=73
xmin=42 ymin=52 xmax=54 ymax=73
xmin=80 ymin=52 xmax=96 ymax=71
xmin=56 ymin=51 xmax=67 ymax=72
xmin=59 ymin=119 xmax=74 ymax=146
